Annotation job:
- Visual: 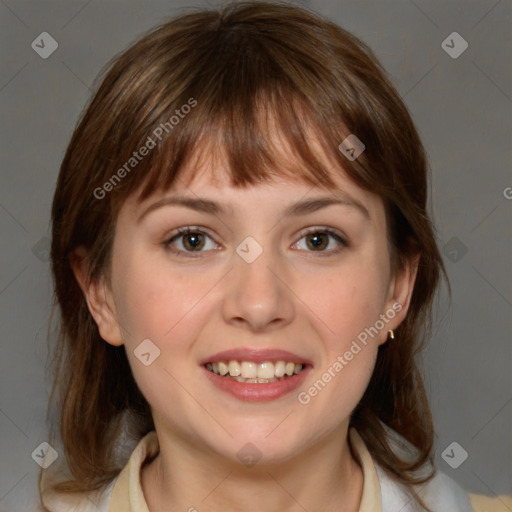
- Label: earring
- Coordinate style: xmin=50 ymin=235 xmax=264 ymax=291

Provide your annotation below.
xmin=387 ymin=329 xmax=395 ymax=340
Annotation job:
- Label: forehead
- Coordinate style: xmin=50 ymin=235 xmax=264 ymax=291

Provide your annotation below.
xmin=122 ymin=152 xmax=384 ymax=232
xmin=166 ymin=159 xmax=364 ymax=207
xmin=116 ymin=110 xmax=388 ymax=232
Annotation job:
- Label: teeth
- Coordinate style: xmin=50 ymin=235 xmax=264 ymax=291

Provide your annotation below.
xmin=257 ymin=362 xmax=274 ymax=379
xmin=206 ymin=360 xmax=305 ymax=381
xmin=241 ymin=361 xmax=257 ymax=379
xmin=274 ymin=361 xmax=286 ymax=377
xmin=228 ymin=360 xmax=241 ymax=376
xmin=285 ymin=362 xmax=295 ymax=376
xmin=218 ymin=361 xmax=229 ymax=375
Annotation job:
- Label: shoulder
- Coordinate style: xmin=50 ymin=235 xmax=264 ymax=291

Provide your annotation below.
xmin=418 ymin=473 xmax=512 ymax=512
xmin=38 ymin=431 xmax=155 ymax=512
xmin=375 ymin=463 xmax=474 ymax=512
xmin=349 ymin=427 xmax=476 ymax=511
xmin=364 ymin=425 xmax=476 ymax=511
xmin=39 ymin=478 xmax=116 ymax=512
xmin=469 ymin=492 xmax=512 ymax=512
xmin=369 ymin=426 xmax=512 ymax=512
xmin=419 ymin=470 xmax=475 ymax=511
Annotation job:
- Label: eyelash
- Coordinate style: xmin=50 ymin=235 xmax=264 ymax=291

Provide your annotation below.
xmin=162 ymin=226 xmax=348 ymax=258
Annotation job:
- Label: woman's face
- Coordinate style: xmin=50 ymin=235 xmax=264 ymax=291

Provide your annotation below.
xmin=82 ymin=140 xmax=417 ymax=465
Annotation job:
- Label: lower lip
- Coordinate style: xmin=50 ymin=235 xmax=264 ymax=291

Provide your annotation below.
xmin=203 ymin=366 xmax=311 ymax=402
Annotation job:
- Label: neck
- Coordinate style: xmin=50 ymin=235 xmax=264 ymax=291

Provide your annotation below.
xmin=141 ymin=422 xmax=364 ymax=512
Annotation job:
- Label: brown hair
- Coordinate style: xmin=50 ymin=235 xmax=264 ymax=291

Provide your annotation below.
xmin=41 ymin=1 xmax=448 ymax=510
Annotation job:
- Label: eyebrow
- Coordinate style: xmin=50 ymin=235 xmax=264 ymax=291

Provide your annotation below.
xmin=137 ymin=194 xmax=370 ymax=223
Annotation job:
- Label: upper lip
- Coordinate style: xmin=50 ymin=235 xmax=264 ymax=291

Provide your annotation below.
xmin=200 ymin=348 xmax=313 ymax=366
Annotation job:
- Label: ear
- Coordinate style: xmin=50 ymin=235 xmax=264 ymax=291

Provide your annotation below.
xmin=379 ymin=248 xmax=420 ymax=345
xmin=69 ymin=247 xmax=124 ymax=346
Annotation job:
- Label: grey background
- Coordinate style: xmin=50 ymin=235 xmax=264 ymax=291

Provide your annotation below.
xmin=1 ymin=0 xmax=511 ymax=510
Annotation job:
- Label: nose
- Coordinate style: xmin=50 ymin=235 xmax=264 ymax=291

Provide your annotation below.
xmin=221 ymin=241 xmax=295 ymax=332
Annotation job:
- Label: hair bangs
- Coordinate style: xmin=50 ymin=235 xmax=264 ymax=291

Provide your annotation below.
xmin=105 ymin=11 xmax=371 ymax=206
xmin=136 ymin=95 xmax=355 ymax=207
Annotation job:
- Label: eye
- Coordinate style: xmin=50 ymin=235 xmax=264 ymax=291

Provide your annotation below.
xmin=293 ymin=228 xmax=348 ymax=254
xmin=163 ymin=227 xmax=218 ymax=257
xmin=163 ymin=226 xmax=348 ymax=258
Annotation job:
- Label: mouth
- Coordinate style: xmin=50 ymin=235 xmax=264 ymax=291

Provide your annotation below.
xmin=201 ymin=349 xmax=312 ymax=402
xmin=204 ymin=360 xmax=305 ymax=383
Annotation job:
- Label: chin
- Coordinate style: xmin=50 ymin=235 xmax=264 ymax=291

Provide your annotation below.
xmin=217 ymin=427 xmax=305 ymax=465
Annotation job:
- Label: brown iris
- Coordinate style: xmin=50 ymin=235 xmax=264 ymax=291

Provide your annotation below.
xmin=306 ymin=232 xmax=329 ymax=251
xmin=182 ymin=232 xmax=205 ymax=251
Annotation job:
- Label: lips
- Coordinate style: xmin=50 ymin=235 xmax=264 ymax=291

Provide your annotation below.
xmin=200 ymin=348 xmax=312 ymax=402
xmin=200 ymin=348 xmax=313 ymax=366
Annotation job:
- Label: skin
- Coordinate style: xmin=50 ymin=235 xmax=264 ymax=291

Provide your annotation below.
xmin=73 ymin=134 xmax=419 ymax=512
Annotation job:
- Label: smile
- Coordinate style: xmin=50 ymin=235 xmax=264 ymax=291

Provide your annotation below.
xmin=205 ymin=360 xmax=304 ymax=383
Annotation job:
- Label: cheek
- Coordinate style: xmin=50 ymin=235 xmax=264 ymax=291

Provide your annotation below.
xmin=303 ymin=257 xmax=389 ymax=343
xmin=296 ymin=254 xmax=388 ymax=407
xmin=111 ymin=248 xmax=208 ymax=346
xmin=111 ymin=253 xmax=211 ymax=411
